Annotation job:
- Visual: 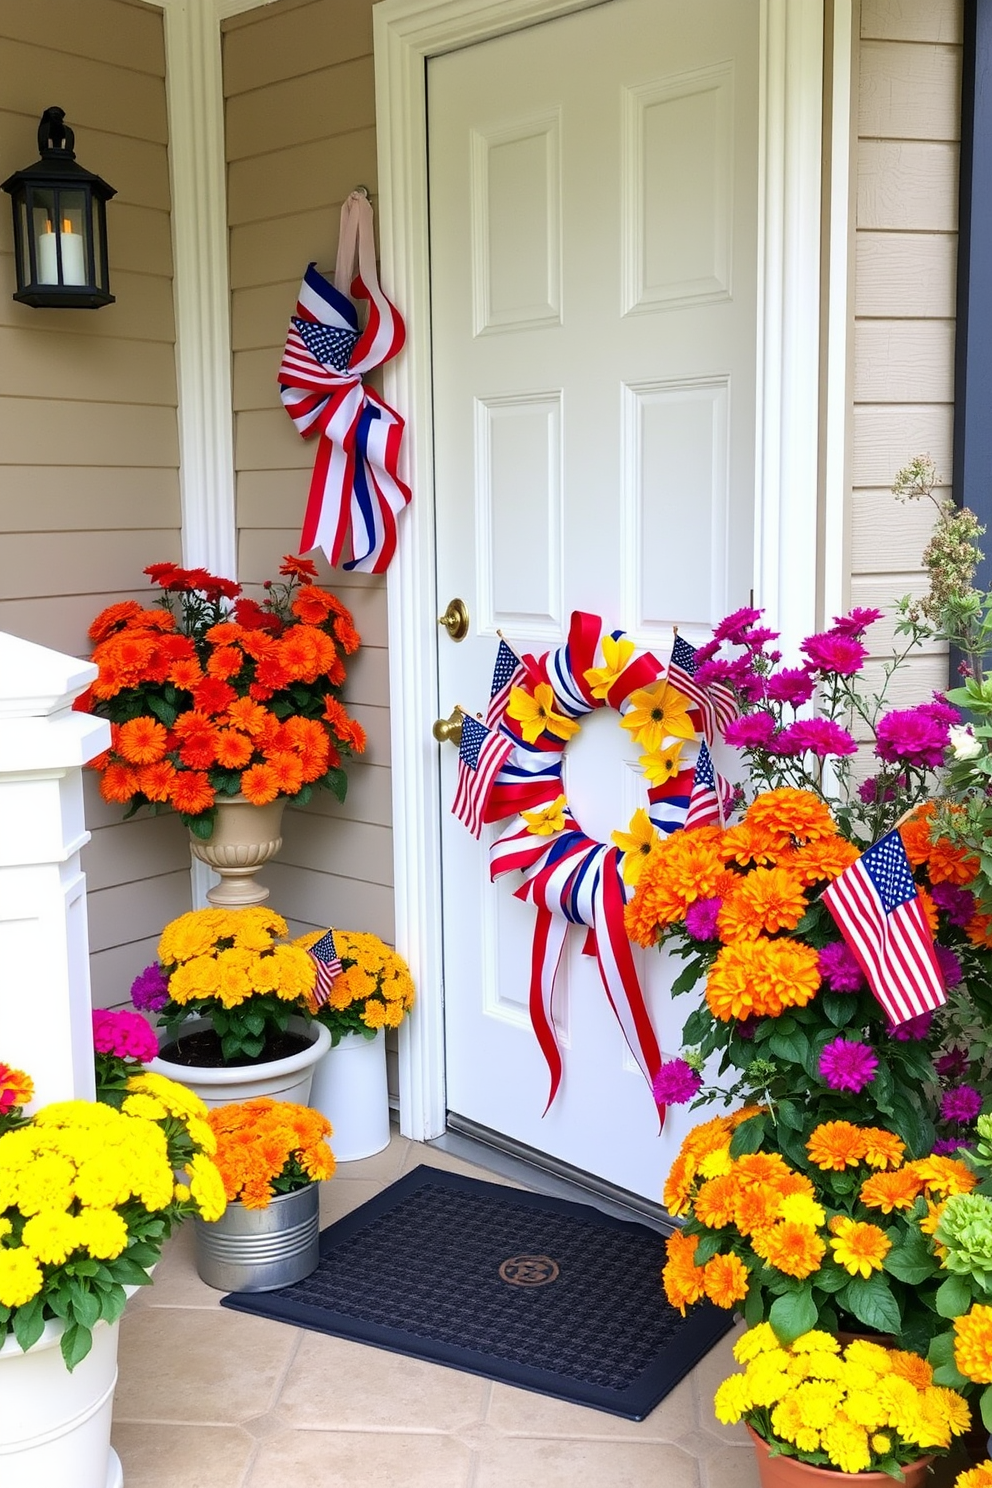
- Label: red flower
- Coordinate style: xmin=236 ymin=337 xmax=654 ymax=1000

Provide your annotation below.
xmin=234 ymin=598 xmax=281 ymax=634
xmin=192 ymin=677 xmax=238 ymax=714
xmin=279 ymin=554 xmax=319 ymax=583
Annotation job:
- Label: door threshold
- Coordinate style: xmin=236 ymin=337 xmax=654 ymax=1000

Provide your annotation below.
xmin=432 ymin=1114 xmax=676 ymax=1235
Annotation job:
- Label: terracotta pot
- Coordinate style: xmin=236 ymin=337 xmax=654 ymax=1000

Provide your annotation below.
xmin=747 ymin=1428 xmax=932 ymax=1488
xmin=189 ymin=793 xmax=286 ymax=906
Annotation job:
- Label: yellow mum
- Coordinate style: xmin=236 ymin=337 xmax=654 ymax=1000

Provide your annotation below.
xmin=0 ymin=1247 xmax=43 ymax=1308
xmin=828 ymin=1217 xmax=891 ymax=1277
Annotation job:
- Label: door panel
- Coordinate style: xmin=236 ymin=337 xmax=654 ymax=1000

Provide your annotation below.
xmin=429 ymin=0 xmax=760 ymax=1201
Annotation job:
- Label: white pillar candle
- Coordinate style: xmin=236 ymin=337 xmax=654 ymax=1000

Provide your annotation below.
xmin=36 ymin=223 xmax=87 ymax=286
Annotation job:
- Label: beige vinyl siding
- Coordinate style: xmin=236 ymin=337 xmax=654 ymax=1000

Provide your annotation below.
xmin=0 ymin=0 xmax=188 ymax=1008
xmin=222 ymin=0 xmax=393 ymax=946
xmin=852 ymin=0 xmax=961 ymax=706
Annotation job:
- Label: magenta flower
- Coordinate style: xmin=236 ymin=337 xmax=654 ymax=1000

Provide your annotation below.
xmin=934 ymin=943 xmax=963 ymax=989
xmin=652 ymin=1059 xmax=703 ymax=1106
xmin=723 ymin=712 xmax=778 ymax=749
xmin=819 ymin=1037 xmax=878 ymax=1092
xmin=92 ymin=1009 xmax=159 ymax=1064
xmin=800 ymin=632 xmax=868 ymax=675
xmin=736 ymin=1016 xmax=759 ymax=1041
xmin=933 ymin=1138 xmax=974 ymax=1157
xmin=765 ymin=668 xmax=816 ymax=707
xmin=685 ymin=897 xmax=722 ymax=941
xmin=774 ymin=718 xmax=858 ymax=759
xmin=875 ymin=706 xmax=951 ymax=769
xmin=941 ymin=1085 xmax=983 ymax=1124
xmin=830 ymin=608 xmax=883 ymax=637
xmin=713 ymin=607 xmax=763 ymax=645
xmin=694 ymin=639 xmax=721 ymax=666
xmin=921 ymin=694 xmax=961 ymax=728
xmin=818 ymin=942 xmax=864 ymax=993
xmin=936 ymin=1047 xmax=971 ymax=1080
xmin=131 ymin=962 xmax=170 ymax=1012
xmin=742 ymin=626 xmax=780 ymax=651
xmin=888 ymin=1011 xmax=933 ymax=1041
xmin=931 ymin=882 xmax=976 ymax=928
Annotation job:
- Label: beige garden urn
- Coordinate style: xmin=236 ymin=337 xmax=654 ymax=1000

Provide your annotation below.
xmin=188 ymin=793 xmax=287 ymax=906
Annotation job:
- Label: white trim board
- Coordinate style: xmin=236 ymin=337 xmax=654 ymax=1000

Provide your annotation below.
xmin=374 ymin=0 xmax=839 ymax=1140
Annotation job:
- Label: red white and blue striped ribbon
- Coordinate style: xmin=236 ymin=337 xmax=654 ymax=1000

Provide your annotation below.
xmin=484 ymin=612 xmax=669 ymax=1120
xmin=279 ymin=192 xmax=410 ymax=574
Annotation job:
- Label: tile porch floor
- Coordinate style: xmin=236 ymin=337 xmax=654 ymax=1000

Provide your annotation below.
xmin=111 ymin=1129 xmax=760 ymax=1488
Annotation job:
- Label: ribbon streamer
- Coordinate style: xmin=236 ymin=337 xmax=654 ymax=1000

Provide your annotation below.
xmin=279 ymin=191 xmax=410 ymax=573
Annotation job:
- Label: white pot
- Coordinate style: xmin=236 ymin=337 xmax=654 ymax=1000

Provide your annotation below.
xmin=149 ymin=1016 xmax=331 ymax=1109
xmin=0 ymin=1316 xmax=123 ymax=1488
xmin=308 ymin=1028 xmax=391 ymax=1161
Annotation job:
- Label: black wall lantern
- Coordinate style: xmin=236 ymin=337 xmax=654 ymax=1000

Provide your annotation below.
xmin=1 ymin=107 xmax=116 ymax=309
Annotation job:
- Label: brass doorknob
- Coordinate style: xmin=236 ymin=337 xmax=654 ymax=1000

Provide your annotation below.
xmin=438 ymin=597 xmax=469 ymax=641
xmin=432 ymin=708 xmax=463 ymax=746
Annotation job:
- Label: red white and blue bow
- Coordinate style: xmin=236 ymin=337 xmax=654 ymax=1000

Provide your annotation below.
xmin=279 ymin=192 xmax=410 ymax=573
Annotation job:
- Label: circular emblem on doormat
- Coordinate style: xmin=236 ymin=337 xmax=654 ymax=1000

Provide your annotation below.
xmin=499 ymin=1254 xmax=560 ymax=1287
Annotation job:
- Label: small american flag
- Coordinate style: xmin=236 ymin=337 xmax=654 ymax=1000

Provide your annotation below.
xmin=684 ymin=743 xmax=733 ymax=830
xmin=668 ymin=634 xmax=739 ymax=745
xmin=486 ymin=638 xmax=527 ymax=727
xmin=452 ymin=715 xmax=514 ymax=838
xmin=306 ymin=928 xmax=342 ymax=1007
xmin=822 ymin=830 xmax=946 ymax=1025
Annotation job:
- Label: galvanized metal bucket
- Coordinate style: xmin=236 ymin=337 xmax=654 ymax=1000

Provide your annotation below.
xmin=194 ymin=1183 xmax=320 ymax=1292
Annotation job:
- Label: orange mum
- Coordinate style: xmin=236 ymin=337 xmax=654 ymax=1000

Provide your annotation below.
xmin=88 ymin=599 xmax=145 ymax=642
xmin=743 ymin=788 xmax=838 ymax=850
xmin=702 ymin=1252 xmax=750 ymax=1309
xmin=662 ymin=1230 xmax=708 ymax=1314
xmin=99 ymin=761 xmax=140 ymax=803
xmin=910 ymin=1156 xmax=978 ymax=1198
xmin=859 ymin=1168 xmax=925 ymax=1213
xmin=705 ymin=938 xmax=821 ymax=1021
xmin=860 ymin=1128 xmax=906 ymax=1170
xmin=751 ymin=1222 xmax=826 ymax=1279
xmin=214 ymin=729 xmax=255 ymax=770
xmin=788 ymin=836 xmax=861 ymax=886
xmin=169 ymin=770 xmax=215 ymax=815
xmin=240 ymin=763 xmax=280 ymax=806
xmin=807 ymin=1122 xmax=866 ymax=1171
xmin=625 ymin=831 xmax=733 ymax=945
xmin=138 ymin=760 xmax=178 ymax=801
xmin=291 ymin=586 xmax=337 ymax=624
xmin=716 ymin=866 xmax=809 ymax=941
xmin=693 ymin=1174 xmax=739 ymax=1229
xmin=116 ymin=716 xmax=169 ymax=766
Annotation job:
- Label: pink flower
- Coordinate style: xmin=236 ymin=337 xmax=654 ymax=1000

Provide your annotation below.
xmin=941 ymin=1085 xmax=983 ymax=1124
xmin=712 ymin=607 xmax=763 ymax=644
xmin=819 ymin=1037 xmax=878 ymax=1093
xmin=652 ymin=1059 xmax=703 ymax=1106
xmin=723 ymin=713 xmax=778 ymax=749
xmin=800 ymin=632 xmax=868 ymax=675
xmin=685 ymin=897 xmax=722 ymax=941
xmin=765 ymin=669 xmax=815 ymax=706
xmin=936 ymin=1047 xmax=970 ymax=1080
xmin=818 ymin=942 xmax=864 ymax=993
xmin=931 ymin=882 xmax=976 ymax=928
xmin=888 ymin=1011 xmax=933 ymax=1041
xmin=830 ymin=608 xmax=883 ymax=637
xmin=875 ymin=706 xmax=951 ymax=769
xmin=774 ymin=718 xmax=858 ymax=759
xmin=934 ymin=943 xmax=963 ymax=989
xmin=92 ymin=1009 xmax=159 ymax=1064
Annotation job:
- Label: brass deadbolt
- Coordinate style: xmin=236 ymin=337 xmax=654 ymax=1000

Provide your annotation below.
xmin=438 ymin=597 xmax=470 ymax=641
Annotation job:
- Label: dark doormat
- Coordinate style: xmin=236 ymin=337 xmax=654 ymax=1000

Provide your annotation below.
xmin=219 ymin=1164 xmax=734 ymax=1420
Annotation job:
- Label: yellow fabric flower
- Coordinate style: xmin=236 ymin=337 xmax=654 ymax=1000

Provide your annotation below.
xmin=640 ymin=743 xmax=685 ymax=787
xmin=522 ymin=795 xmax=568 ymax=836
xmin=507 ymin=683 xmax=580 ymax=744
xmin=611 ymin=808 xmax=662 ymax=886
xmin=583 ymin=635 xmax=635 ymax=698
xmin=620 ymin=682 xmax=695 ymax=753
xmin=828 ymin=1217 xmax=891 ymax=1277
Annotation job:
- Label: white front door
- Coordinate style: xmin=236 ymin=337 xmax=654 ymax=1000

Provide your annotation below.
xmin=429 ymin=0 xmax=762 ymax=1202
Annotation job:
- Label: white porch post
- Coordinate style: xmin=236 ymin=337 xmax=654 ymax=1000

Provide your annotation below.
xmin=0 ymin=634 xmax=110 ymax=1107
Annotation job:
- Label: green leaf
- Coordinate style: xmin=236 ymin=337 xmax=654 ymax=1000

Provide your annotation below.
xmin=884 ymin=1231 xmax=940 ymax=1287
xmin=768 ymin=1026 xmax=810 ymax=1066
xmin=12 ymin=1296 xmax=44 ymax=1354
xmin=928 ymin=1329 xmax=957 ymax=1369
xmin=326 ymin=767 xmax=347 ymax=803
xmin=982 ymin=1385 xmax=992 ymax=1436
xmin=769 ymin=1286 xmax=818 ymax=1344
xmin=775 ymin=1100 xmax=804 ymax=1132
xmin=936 ymin=1274 xmax=973 ymax=1319
xmin=681 ymin=1007 xmax=711 ymax=1046
xmin=59 ymin=1321 xmax=93 ymax=1373
xmin=68 ymin=1280 xmax=101 ymax=1330
xmin=186 ymin=811 xmax=217 ymax=842
xmin=822 ymin=992 xmax=858 ymax=1028
xmin=692 ymin=1231 xmax=727 ymax=1265
xmin=145 ymin=695 xmax=178 ymax=727
xmin=842 ymin=1273 xmax=901 ymax=1336
xmin=813 ymin=1262 xmax=849 ymax=1295
xmin=108 ymin=1256 xmax=153 ymax=1288
xmin=743 ymin=1281 xmax=766 ymax=1328
xmin=730 ymin=1115 xmax=768 ymax=1157
xmin=672 ymin=960 xmax=708 ymax=997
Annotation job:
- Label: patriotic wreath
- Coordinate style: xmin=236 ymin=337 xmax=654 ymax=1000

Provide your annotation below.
xmin=451 ymin=610 xmax=736 ymax=1116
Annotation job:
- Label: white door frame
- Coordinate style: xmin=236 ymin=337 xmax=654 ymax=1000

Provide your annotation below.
xmin=376 ymin=0 xmax=845 ymax=1141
